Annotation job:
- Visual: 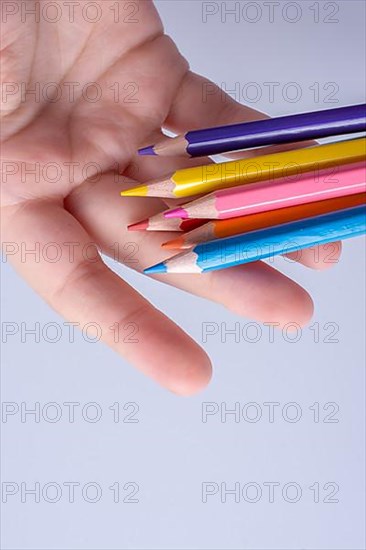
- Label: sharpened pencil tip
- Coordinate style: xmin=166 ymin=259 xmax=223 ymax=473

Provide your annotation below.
xmin=144 ymin=262 xmax=167 ymax=274
xmin=164 ymin=207 xmax=187 ymax=219
xmin=138 ymin=145 xmax=156 ymax=156
xmin=128 ymin=219 xmax=149 ymax=231
xmin=120 ymin=185 xmax=148 ymax=197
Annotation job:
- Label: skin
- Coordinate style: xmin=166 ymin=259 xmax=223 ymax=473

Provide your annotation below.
xmin=1 ymin=0 xmax=341 ymax=395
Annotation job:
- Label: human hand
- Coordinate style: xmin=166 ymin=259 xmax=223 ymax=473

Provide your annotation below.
xmin=1 ymin=0 xmax=341 ymax=394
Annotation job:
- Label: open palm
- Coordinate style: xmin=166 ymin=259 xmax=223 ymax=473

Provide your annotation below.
xmin=1 ymin=0 xmax=340 ymax=394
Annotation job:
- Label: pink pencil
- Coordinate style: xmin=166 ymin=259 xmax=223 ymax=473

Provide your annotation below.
xmin=165 ymin=162 xmax=366 ymax=220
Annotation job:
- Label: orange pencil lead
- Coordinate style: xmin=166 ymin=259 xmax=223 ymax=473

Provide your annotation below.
xmin=161 ymin=237 xmax=186 ymax=250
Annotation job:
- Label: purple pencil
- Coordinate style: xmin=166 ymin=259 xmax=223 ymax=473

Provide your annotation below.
xmin=138 ymin=103 xmax=366 ymax=157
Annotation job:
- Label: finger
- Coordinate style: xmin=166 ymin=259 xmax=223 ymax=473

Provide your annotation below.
xmin=164 ymin=72 xmax=266 ymax=132
xmin=1 ymin=200 xmax=211 ymax=395
xmin=164 ymin=71 xmax=314 ymax=150
xmin=285 ymin=242 xmax=342 ymax=270
xmin=65 ymin=173 xmax=314 ymax=328
xmin=122 ymin=70 xmax=278 ymax=183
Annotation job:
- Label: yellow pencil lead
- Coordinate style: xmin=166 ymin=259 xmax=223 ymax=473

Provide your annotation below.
xmin=120 ymin=185 xmax=148 ymax=197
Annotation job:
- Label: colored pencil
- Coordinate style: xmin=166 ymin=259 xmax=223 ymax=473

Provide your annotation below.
xmin=164 ymin=162 xmax=366 ymax=220
xmin=128 ymin=213 xmax=206 ymax=232
xmin=144 ymin=205 xmax=366 ymax=274
xmin=162 ymin=193 xmax=366 ymax=249
xmin=138 ymin=103 xmax=366 ymax=158
xmin=121 ymin=138 xmax=366 ymax=198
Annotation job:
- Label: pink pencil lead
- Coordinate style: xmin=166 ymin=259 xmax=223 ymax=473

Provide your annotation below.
xmin=164 ymin=208 xmax=188 ymax=219
xmin=128 ymin=219 xmax=149 ymax=231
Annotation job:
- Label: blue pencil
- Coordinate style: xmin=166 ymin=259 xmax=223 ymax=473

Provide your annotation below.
xmin=144 ymin=205 xmax=366 ymax=274
xmin=139 ymin=103 xmax=366 ymax=157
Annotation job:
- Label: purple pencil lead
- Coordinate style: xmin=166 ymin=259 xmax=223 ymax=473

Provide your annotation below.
xmin=138 ymin=145 xmax=157 ymax=156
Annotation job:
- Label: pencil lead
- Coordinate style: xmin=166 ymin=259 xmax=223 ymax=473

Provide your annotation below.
xmin=138 ymin=145 xmax=156 ymax=156
xmin=128 ymin=219 xmax=149 ymax=231
xmin=164 ymin=207 xmax=187 ymax=219
xmin=144 ymin=262 xmax=167 ymax=274
xmin=161 ymin=237 xmax=184 ymax=250
xmin=120 ymin=185 xmax=148 ymax=197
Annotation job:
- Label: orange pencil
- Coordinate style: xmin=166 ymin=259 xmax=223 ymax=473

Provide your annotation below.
xmin=162 ymin=192 xmax=366 ymax=249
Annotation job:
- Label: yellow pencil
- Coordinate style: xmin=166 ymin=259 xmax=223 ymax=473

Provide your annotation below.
xmin=121 ymin=138 xmax=366 ymax=198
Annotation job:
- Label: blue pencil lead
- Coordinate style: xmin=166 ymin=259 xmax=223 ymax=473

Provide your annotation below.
xmin=144 ymin=262 xmax=167 ymax=274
